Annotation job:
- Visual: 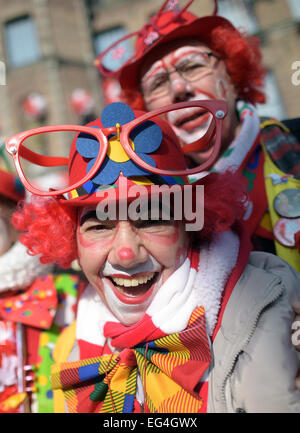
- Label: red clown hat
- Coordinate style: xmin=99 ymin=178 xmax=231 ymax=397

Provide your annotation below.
xmin=94 ymin=0 xmax=235 ymax=92
xmin=63 ymin=102 xmax=191 ymax=207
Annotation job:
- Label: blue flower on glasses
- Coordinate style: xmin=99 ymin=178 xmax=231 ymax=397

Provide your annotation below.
xmin=76 ymin=102 xmax=162 ymax=187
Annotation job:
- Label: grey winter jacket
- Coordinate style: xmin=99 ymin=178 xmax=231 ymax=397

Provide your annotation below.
xmin=208 ymin=251 xmax=300 ymax=413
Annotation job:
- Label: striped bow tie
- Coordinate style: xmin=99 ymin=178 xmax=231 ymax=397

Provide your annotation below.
xmin=51 ymin=306 xmax=211 ymax=413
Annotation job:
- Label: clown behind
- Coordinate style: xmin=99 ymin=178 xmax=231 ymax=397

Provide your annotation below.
xmin=95 ymin=0 xmax=300 ymax=274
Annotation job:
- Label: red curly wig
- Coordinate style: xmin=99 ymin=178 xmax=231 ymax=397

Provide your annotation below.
xmin=121 ymin=25 xmax=266 ymax=109
xmin=12 ymin=197 xmax=77 ymax=269
xmin=12 ymin=172 xmax=247 ymax=269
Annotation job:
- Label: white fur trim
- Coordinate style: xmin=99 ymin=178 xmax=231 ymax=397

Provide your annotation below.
xmin=194 ymin=231 xmax=240 ymax=336
xmin=0 ymin=241 xmax=53 ymax=293
xmin=76 ymin=284 xmax=117 ymax=346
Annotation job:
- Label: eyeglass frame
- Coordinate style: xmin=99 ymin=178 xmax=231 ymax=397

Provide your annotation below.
xmin=5 ymin=99 xmax=227 ymax=198
xmin=141 ymin=51 xmax=220 ymax=99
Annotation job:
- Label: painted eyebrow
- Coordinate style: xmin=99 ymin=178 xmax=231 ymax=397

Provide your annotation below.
xmin=79 ymin=210 xmax=98 ymax=225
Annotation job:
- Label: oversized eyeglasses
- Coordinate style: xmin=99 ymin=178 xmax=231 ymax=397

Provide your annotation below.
xmin=5 ymin=99 xmax=227 ymax=198
xmin=94 ymin=0 xmax=218 ymax=77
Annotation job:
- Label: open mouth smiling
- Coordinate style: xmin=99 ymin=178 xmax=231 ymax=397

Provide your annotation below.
xmin=105 ymin=272 xmax=159 ymax=304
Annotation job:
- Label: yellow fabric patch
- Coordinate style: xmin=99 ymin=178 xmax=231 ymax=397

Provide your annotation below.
xmin=129 ymin=176 xmax=154 ymax=185
xmin=262 ymin=144 xmax=300 ymax=272
xmin=259 ymin=211 xmax=273 ymax=232
xmin=107 ymin=136 xmax=135 ymax=163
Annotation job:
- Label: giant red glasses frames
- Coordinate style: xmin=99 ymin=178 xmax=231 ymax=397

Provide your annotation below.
xmin=5 ymin=99 xmax=227 ymax=198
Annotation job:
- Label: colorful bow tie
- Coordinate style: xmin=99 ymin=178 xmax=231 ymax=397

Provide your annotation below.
xmin=51 ymin=306 xmax=211 ymax=413
xmin=0 ymin=275 xmax=57 ymax=329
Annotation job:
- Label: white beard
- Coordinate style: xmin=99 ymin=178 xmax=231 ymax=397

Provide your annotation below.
xmin=0 ymin=241 xmax=53 ymax=293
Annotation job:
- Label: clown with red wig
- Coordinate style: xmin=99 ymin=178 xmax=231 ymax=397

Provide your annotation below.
xmin=95 ymin=0 xmax=300 ymax=273
xmin=5 ymin=100 xmax=300 ymax=413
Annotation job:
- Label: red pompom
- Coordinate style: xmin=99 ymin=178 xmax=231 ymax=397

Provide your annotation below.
xmin=196 ymin=171 xmax=247 ymax=241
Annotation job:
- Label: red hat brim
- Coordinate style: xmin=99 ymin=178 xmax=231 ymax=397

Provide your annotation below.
xmin=119 ymin=15 xmax=235 ymax=91
xmin=59 ymin=173 xmax=206 ymax=211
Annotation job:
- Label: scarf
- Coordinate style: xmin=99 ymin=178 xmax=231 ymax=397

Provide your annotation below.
xmin=188 ymin=100 xmax=260 ymax=183
xmin=189 ymin=100 xmax=266 ymax=236
xmin=213 ymin=100 xmax=261 ymax=174
xmin=52 ymin=230 xmax=240 ymax=413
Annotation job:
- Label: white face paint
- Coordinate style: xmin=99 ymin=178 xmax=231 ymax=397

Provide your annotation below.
xmin=166 ymin=92 xmax=214 ymax=145
xmin=77 ymin=211 xmax=190 ymax=326
xmin=101 ymin=255 xmax=163 ymax=325
xmin=141 ymin=40 xmax=238 ymax=158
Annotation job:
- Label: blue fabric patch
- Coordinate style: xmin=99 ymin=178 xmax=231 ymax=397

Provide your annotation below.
xmin=101 ymin=102 xmax=135 ymax=127
xmin=123 ymin=393 xmax=135 ymax=413
xmin=82 ymin=180 xmax=98 ymax=193
xmin=160 ymin=175 xmax=178 ymax=185
xmin=76 ymin=127 xmax=101 ymax=159
xmin=130 ymin=120 xmax=162 ymax=153
xmin=76 ymin=102 xmax=163 ymax=187
xmin=78 ymin=362 xmax=100 ymax=381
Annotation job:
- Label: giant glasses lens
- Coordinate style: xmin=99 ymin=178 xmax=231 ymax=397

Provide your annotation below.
xmin=97 ymin=33 xmax=136 ymax=74
xmin=15 ymin=129 xmax=103 ymax=194
xmin=7 ymin=100 xmax=226 ymax=197
xmin=95 ymin=0 xmax=195 ymax=77
xmin=119 ymin=99 xmax=226 ymax=177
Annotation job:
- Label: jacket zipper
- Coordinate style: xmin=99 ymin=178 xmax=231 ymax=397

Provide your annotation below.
xmin=219 ymin=285 xmax=283 ymax=411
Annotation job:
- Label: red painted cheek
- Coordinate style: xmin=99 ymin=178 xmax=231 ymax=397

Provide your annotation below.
xmin=117 ymin=247 xmax=136 ymax=261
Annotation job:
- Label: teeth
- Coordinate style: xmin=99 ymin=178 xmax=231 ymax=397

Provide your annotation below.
xmin=112 ymin=273 xmax=154 ymax=287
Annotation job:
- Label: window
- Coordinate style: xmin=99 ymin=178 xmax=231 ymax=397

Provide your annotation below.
xmin=5 ymin=16 xmax=41 ymax=68
xmin=256 ymin=71 xmax=287 ymax=120
xmin=217 ymin=0 xmax=259 ymax=34
xmin=93 ymin=26 xmax=133 ymax=72
xmin=287 ymin=0 xmax=300 ymax=22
